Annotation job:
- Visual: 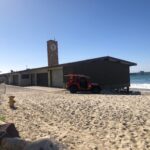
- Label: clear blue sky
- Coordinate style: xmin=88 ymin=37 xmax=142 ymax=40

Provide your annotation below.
xmin=0 ymin=0 xmax=150 ymax=73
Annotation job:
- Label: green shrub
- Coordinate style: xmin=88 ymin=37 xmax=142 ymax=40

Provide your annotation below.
xmin=0 ymin=115 xmax=5 ymax=122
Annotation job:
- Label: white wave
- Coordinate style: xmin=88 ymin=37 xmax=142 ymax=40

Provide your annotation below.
xmin=130 ymin=84 xmax=150 ymax=89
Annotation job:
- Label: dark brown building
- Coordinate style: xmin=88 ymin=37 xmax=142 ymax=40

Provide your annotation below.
xmin=62 ymin=56 xmax=136 ymax=89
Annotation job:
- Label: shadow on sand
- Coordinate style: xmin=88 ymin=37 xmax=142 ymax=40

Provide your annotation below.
xmin=76 ymin=90 xmax=141 ymax=95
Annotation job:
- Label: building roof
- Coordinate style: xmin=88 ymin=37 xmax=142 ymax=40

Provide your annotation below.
xmin=59 ymin=56 xmax=137 ymax=67
xmin=0 ymin=56 xmax=137 ymax=75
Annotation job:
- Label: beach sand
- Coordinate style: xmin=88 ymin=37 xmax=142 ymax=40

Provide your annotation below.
xmin=1 ymin=85 xmax=150 ymax=150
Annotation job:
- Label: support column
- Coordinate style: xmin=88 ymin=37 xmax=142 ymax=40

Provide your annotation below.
xmin=48 ymin=71 xmax=51 ymax=87
xmin=18 ymin=74 xmax=22 ymax=86
xmin=35 ymin=74 xmax=37 ymax=86
xmin=127 ymin=86 xmax=129 ymax=94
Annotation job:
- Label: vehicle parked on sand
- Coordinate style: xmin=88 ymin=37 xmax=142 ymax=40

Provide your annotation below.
xmin=65 ymin=74 xmax=101 ymax=93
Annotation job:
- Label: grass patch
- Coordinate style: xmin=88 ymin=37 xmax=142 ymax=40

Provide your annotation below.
xmin=0 ymin=115 xmax=5 ymax=122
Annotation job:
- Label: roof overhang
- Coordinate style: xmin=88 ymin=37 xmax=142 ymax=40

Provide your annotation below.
xmin=104 ymin=56 xmax=137 ymax=66
xmin=60 ymin=56 xmax=137 ymax=67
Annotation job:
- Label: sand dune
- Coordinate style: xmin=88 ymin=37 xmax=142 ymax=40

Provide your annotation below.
xmin=1 ymin=86 xmax=150 ymax=149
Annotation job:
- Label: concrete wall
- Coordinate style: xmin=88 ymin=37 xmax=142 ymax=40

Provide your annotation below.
xmin=1 ymin=67 xmax=64 ymax=88
xmin=30 ymin=68 xmax=49 ymax=86
xmin=0 ymin=76 xmax=8 ymax=84
xmin=48 ymin=67 xmax=63 ymax=88
xmin=63 ymin=60 xmax=130 ymax=89
xmin=9 ymin=72 xmax=31 ymax=86
xmin=20 ymin=74 xmax=31 ymax=86
xmin=2 ymin=68 xmax=49 ymax=87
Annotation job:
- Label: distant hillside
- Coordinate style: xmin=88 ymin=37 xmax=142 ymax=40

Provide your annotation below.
xmin=130 ymin=71 xmax=150 ymax=75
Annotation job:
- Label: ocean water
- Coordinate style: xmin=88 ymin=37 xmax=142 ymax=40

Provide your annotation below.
xmin=130 ymin=73 xmax=150 ymax=89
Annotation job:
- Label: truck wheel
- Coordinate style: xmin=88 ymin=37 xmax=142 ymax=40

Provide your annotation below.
xmin=69 ymin=86 xmax=78 ymax=93
xmin=92 ymin=87 xmax=101 ymax=94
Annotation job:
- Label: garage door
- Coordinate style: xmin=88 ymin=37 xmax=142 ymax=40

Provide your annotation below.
xmin=31 ymin=74 xmax=36 ymax=86
xmin=37 ymin=73 xmax=48 ymax=87
xmin=13 ymin=75 xmax=19 ymax=85
xmin=52 ymin=69 xmax=63 ymax=87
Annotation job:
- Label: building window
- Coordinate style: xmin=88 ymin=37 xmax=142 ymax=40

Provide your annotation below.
xmin=21 ymin=74 xmax=29 ymax=79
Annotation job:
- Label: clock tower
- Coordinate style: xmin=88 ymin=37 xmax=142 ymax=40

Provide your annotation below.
xmin=47 ymin=40 xmax=59 ymax=67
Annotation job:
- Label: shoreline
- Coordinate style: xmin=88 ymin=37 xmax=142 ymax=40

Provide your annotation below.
xmin=130 ymin=88 xmax=150 ymax=95
xmin=130 ymin=83 xmax=150 ymax=90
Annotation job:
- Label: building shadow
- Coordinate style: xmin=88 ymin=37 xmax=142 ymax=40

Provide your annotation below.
xmin=76 ymin=90 xmax=141 ymax=95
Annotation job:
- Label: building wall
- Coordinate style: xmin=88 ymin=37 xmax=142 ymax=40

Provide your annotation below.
xmin=48 ymin=67 xmax=63 ymax=87
xmin=0 ymin=75 xmax=9 ymax=84
xmin=0 ymin=60 xmax=131 ymax=89
xmin=9 ymin=72 xmax=31 ymax=86
xmin=0 ymin=76 xmax=5 ymax=83
xmin=6 ymin=68 xmax=49 ymax=87
xmin=30 ymin=68 xmax=49 ymax=86
xmin=63 ymin=60 xmax=130 ymax=88
xmin=20 ymin=74 xmax=31 ymax=86
xmin=2 ymin=67 xmax=64 ymax=88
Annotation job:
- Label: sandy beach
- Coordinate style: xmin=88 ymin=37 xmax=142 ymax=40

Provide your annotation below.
xmin=1 ymin=85 xmax=150 ymax=150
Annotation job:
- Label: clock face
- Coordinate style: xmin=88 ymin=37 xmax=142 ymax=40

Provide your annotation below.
xmin=50 ymin=44 xmax=57 ymax=51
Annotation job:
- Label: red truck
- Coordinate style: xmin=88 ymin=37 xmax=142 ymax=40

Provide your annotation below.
xmin=65 ymin=74 xmax=101 ymax=93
